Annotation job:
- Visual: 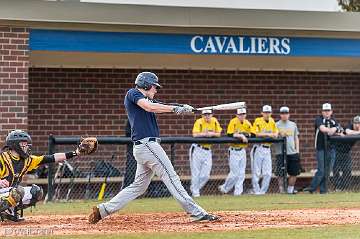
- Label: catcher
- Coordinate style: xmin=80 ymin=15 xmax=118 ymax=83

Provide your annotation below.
xmin=0 ymin=130 xmax=97 ymax=222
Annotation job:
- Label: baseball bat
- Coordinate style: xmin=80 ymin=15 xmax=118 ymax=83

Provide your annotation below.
xmin=196 ymin=101 xmax=246 ymax=111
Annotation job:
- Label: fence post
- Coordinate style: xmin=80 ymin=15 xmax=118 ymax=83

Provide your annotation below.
xmin=324 ymin=134 xmax=329 ymax=193
xmin=47 ymin=134 xmax=56 ymax=202
xmin=282 ymin=137 xmax=288 ymax=191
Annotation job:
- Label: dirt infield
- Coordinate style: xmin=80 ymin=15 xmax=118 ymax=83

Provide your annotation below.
xmin=1 ymin=208 xmax=360 ymax=236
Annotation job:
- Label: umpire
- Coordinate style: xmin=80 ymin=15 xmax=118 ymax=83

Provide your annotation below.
xmin=274 ymin=106 xmax=300 ymax=194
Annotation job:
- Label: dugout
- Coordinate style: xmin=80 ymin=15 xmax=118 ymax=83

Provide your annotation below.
xmin=1 ymin=1 xmax=360 ymax=191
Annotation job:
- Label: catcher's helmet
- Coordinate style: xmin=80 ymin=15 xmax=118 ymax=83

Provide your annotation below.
xmin=5 ymin=130 xmax=32 ymax=159
xmin=135 ymin=72 xmax=162 ymax=90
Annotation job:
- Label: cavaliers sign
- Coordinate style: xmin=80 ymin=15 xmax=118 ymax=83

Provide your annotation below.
xmin=30 ymin=30 xmax=360 ymax=57
xmin=190 ymin=36 xmax=290 ymax=55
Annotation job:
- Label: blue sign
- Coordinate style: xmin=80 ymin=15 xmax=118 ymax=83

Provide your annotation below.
xmin=30 ymin=29 xmax=360 ymax=57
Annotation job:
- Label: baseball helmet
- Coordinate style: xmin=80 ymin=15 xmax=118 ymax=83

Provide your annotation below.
xmin=135 ymin=72 xmax=162 ymax=90
xmin=5 ymin=130 xmax=32 ymax=158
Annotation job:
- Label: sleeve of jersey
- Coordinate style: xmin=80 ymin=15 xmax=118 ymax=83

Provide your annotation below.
xmin=129 ymin=90 xmax=145 ymax=104
xmin=27 ymin=155 xmax=45 ymax=172
xmin=192 ymin=120 xmax=201 ymax=133
xmin=227 ymin=119 xmax=235 ymax=134
xmin=215 ymin=119 xmax=222 ymax=133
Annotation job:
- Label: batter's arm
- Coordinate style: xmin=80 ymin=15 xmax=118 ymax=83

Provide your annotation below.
xmin=137 ymin=99 xmax=175 ymax=113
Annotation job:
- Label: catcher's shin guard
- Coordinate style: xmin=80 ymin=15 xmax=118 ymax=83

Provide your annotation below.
xmin=0 ymin=186 xmax=24 ymax=213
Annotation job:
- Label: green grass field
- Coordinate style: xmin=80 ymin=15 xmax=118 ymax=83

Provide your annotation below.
xmin=8 ymin=193 xmax=360 ymax=239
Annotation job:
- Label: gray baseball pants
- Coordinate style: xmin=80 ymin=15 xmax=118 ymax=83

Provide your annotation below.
xmin=98 ymin=138 xmax=207 ymax=219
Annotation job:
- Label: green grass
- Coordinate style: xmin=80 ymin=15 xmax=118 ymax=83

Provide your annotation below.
xmin=11 ymin=224 xmax=360 ymax=239
xmin=27 ymin=192 xmax=360 ymax=216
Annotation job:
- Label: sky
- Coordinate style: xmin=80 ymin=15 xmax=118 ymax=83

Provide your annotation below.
xmin=82 ymin=0 xmax=341 ymax=11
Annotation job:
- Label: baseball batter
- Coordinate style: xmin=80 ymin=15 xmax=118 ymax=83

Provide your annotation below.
xmin=250 ymin=105 xmax=279 ymax=195
xmin=219 ymin=108 xmax=251 ymax=196
xmin=88 ymin=72 xmax=219 ymax=224
xmin=0 ymin=130 xmax=96 ymax=222
xmin=190 ymin=109 xmax=222 ymax=197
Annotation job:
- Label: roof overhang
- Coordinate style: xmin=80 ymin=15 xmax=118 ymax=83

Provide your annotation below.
xmin=1 ymin=0 xmax=360 ymax=33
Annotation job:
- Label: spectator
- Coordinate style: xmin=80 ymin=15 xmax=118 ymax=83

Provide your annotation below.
xmin=304 ymin=103 xmax=343 ymax=194
xmin=219 ymin=108 xmax=251 ymax=196
xmin=274 ymin=106 xmax=300 ymax=194
xmin=190 ymin=109 xmax=222 ymax=197
xmin=250 ymin=105 xmax=279 ymax=195
xmin=333 ymin=115 xmax=360 ymax=191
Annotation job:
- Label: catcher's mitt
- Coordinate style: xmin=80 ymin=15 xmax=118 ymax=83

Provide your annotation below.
xmin=76 ymin=137 xmax=98 ymax=156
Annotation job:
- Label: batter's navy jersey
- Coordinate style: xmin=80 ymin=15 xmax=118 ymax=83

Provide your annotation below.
xmin=124 ymin=88 xmax=160 ymax=141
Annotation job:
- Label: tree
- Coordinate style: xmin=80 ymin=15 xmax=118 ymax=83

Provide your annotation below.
xmin=338 ymin=0 xmax=360 ymax=11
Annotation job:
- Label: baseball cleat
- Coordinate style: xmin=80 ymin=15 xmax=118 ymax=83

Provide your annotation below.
xmin=192 ymin=214 xmax=220 ymax=222
xmin=88 ymin=206 xmax=102 ymax=224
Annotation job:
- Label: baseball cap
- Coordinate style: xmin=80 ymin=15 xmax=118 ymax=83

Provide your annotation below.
xmin=262 ymin=105 xmax=272 ymax=113
xmin=353 ymin=115 xmax=360 ymax=124
xmin=202 ymin=109 xmax=212 ymax=114
xmin=322 ymin=103 xmax=332 ymax=111
xmin=237 ymin=108 xmax=246 ymax=114
xmin=280 ymin=106 xmax=289 ymax=113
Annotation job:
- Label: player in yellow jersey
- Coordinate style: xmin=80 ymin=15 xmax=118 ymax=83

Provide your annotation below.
xmin=0 ymin=130 xmax=97 ymax=222
xmin=190 ymin=109 xmax=222 ymax=197
xmin=250 ymin=105 xmax=279 ymax=195
xmin=219 ymin=108 xmax=252 ymax=196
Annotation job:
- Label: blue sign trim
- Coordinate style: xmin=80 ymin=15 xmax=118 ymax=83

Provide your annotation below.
xmin=30 ymin=29 xmax=360 ymax=57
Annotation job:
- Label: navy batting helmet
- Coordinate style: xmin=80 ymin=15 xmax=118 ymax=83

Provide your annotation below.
xmin=5 ymin=130 xmax=32 ymax=159
xmin=135 ymin=72 xmax=162 ymax=90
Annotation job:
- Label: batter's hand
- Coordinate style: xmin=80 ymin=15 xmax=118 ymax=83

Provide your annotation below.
xmin=173 ymin=105 xmax=194 ymax=115
xmin=0 ymin=179 xmax=10 ymax=188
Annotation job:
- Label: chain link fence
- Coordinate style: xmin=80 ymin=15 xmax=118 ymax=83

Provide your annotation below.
xmin=29 ymin=136 xmax=290 ymax=201
xmin=328 ymin=136 xmax=360 ymax=192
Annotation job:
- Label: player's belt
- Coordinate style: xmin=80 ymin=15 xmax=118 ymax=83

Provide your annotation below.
xmin=195 ymin=144 xmax=211 ymax=150
xmin=260 ymin=145 xmax=270 ymax=148
xmin=229 ymin=147 xmax=245 ymax=151
xmin=134 ymin=137 xmax=160 ymax=145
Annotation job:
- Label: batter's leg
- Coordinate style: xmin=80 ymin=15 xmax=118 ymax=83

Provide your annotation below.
xmin=97 ymin=163 xmax=153 ymax=219
xmin=145 ymin=142 xmax=207 ymax=217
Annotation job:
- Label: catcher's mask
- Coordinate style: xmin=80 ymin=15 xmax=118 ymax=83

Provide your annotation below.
xmin=5 ymin=130 xmax=32 ymax=159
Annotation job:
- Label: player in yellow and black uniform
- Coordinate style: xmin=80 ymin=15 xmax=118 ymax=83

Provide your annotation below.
xmin=219 ymin=108 xmax=252 ymax=196
xmin=190 ymin=109 xmax=222 ymax=197
xmin=250 ymin=105 xmax=279 ymax=195
xmin=0 ymin=130 xmax=96 ymax=222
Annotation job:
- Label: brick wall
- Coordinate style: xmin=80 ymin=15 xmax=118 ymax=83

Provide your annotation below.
xmin=0 ymin=26 xmax=29 ymax=142
xmin=28 ymin=68 xmax=360 ymax=175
